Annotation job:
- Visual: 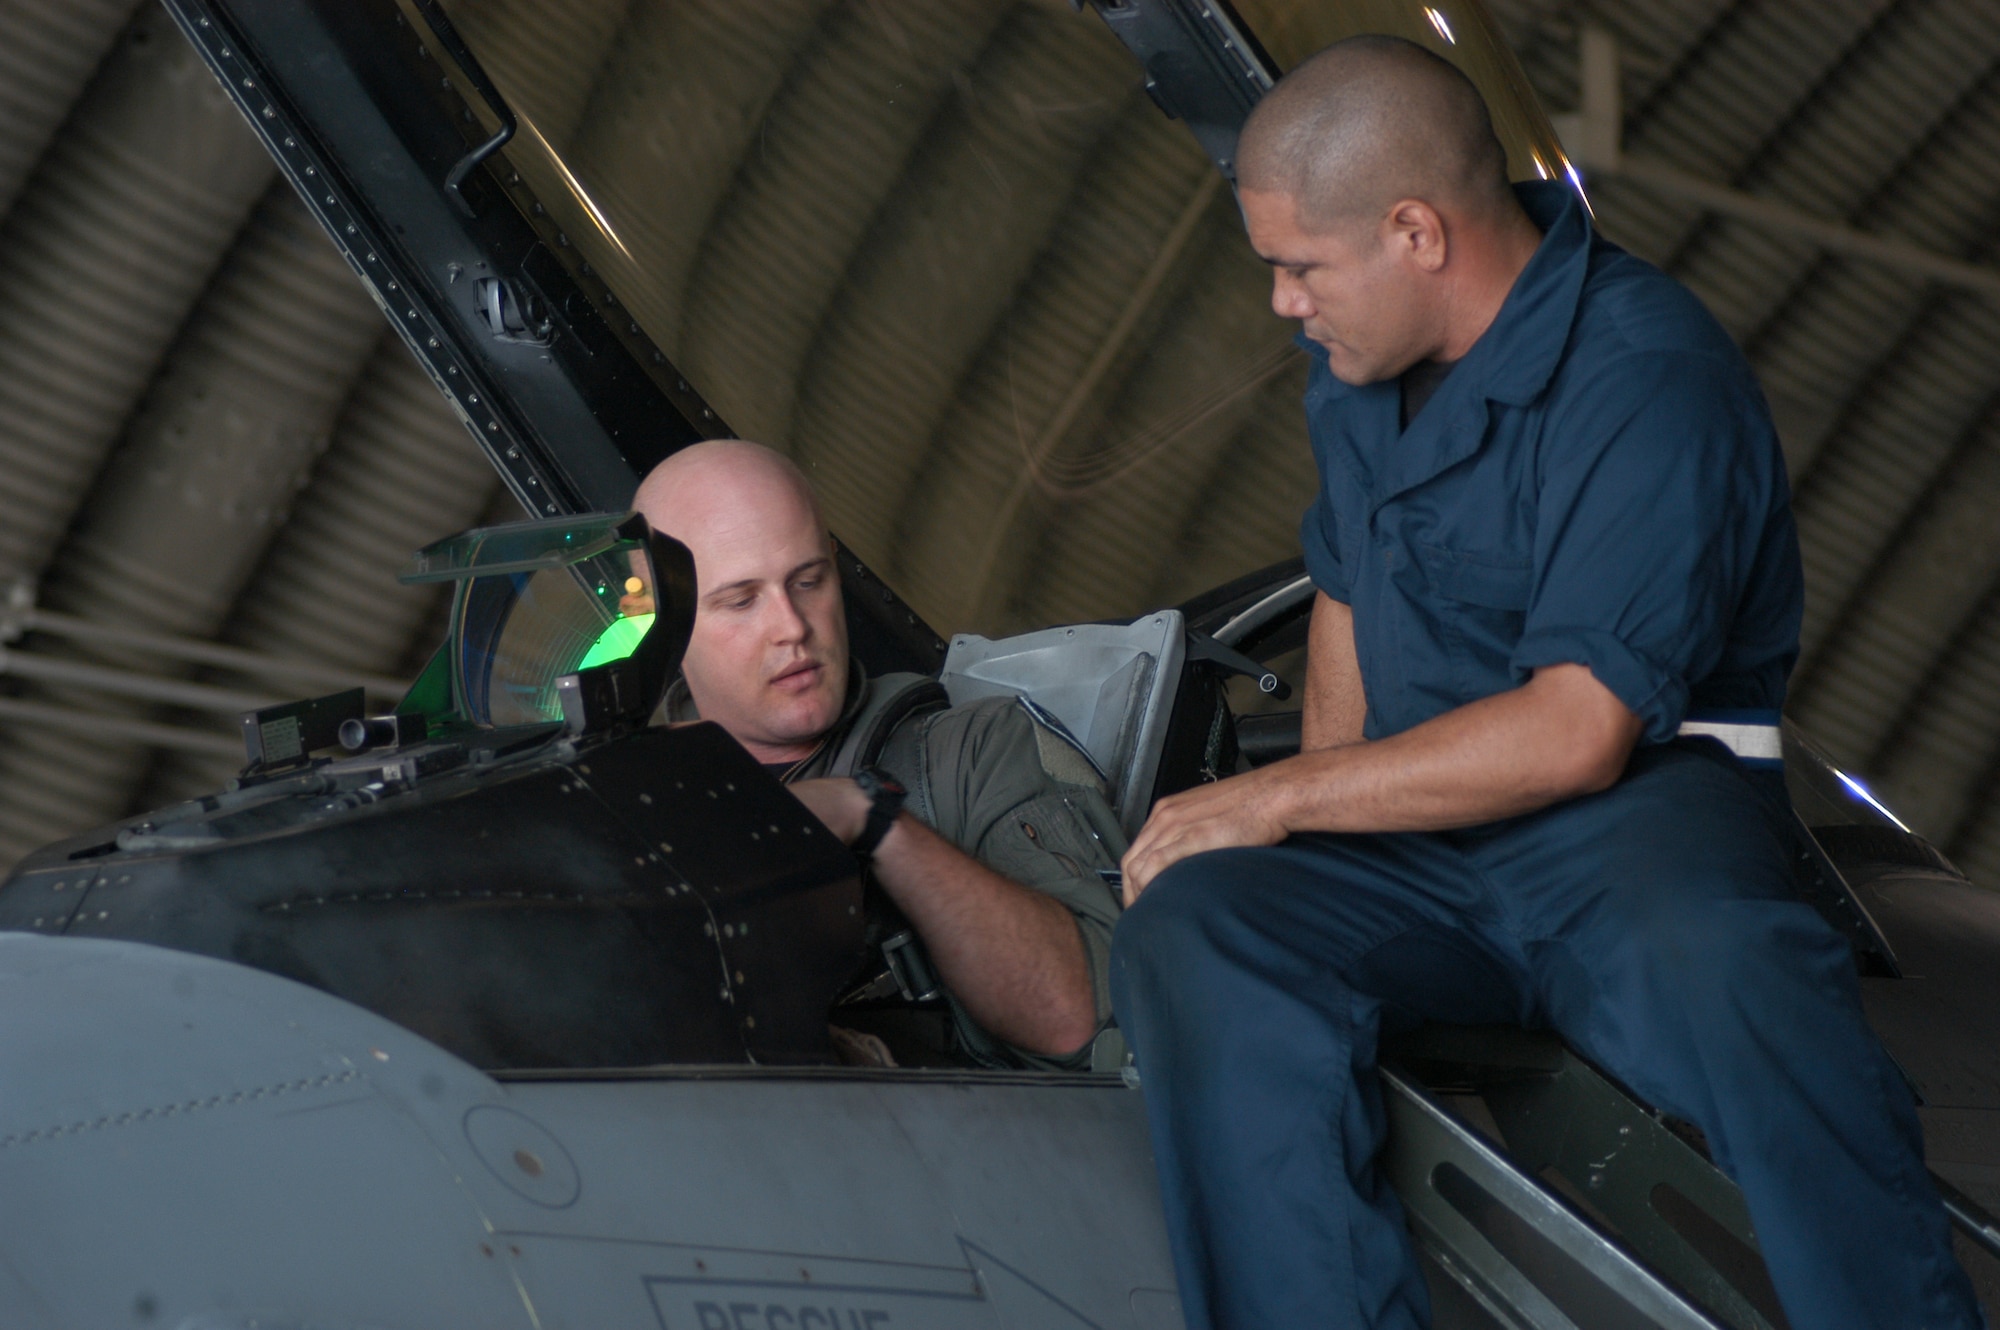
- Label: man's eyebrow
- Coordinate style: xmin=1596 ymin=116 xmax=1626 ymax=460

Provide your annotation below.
xmin=781 ymin=555 xmax=832 ymax=586
xmin=701 ymin=577 xmax=760 ymax=603
xmin=699 ymin=557 xmax=831 ymax=604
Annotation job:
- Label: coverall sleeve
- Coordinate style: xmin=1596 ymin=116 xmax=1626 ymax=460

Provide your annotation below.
xmin=1297 ymin=339 xmax=1354 ymax=604
xmin=915 ymin=697 xmax=1127 ymax=1071
xmin=1300 ymin=492 xmax=1351 ymax=604
xmin=1511 ymin=351 xmax=1782 ymax=743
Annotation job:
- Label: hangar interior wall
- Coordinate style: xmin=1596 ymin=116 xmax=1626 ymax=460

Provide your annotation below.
xmin=1 ymin=0 xmax=1998 ymax=887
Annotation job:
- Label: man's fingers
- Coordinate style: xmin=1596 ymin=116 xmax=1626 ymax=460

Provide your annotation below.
xmin=1121 ymin=799 xmax=1202 ymax=897
xmin=1120 ymin=806 xmax=1196 ymax=899
xmin=1120 ymin=835 xmax=1173 ymax=905
xmin=1120 ymin=779 xmax=1288 ymax=907
xmin=1121 ymin=813 xmax=1228 ymax=905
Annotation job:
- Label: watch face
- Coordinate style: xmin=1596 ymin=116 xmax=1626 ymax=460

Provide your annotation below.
xmin=850 ymin=767 xmax=908 ymax=859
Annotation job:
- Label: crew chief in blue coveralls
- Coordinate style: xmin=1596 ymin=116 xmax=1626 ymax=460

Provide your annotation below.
xmin=1110 ymin=35 xmax=1981 ymax=1330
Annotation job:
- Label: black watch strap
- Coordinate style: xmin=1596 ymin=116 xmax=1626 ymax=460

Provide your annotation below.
xmin=850 ymin=767 xmax=908 ymax=858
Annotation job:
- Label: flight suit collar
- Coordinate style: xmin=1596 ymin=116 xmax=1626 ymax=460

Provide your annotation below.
xmin=1303 ymin=180 xmax=1593 ymax=510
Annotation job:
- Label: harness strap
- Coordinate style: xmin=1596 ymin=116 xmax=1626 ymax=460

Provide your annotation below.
xmin=826 ymin=675 xmax=948 ymax=779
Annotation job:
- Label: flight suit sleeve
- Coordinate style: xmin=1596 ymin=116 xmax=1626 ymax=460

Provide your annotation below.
xmin=909 ymin=696 xmax=1127 ymax=1072
xmin=1512 ymin=350 xmax=1795 ymax=743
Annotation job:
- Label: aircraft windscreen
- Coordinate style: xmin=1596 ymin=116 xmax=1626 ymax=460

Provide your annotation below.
xmin=400 ymin=509 xmax=639 ymax=581
xmin=403 ymin=514 xmax=658 ymax=726
xmin=450 ymin=568 xmax=614 ymax=726
xmin=428 ymin=0 xmax=1569 ymax=640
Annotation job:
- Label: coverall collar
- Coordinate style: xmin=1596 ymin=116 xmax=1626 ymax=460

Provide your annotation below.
xmin=1298 ymin=180 xmax=1593 ymax=511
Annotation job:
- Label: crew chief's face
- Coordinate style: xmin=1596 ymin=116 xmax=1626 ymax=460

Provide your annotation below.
xmin=1240 ymin=187 xmax=1434 ymax=386
xmin=672 ymin=491 xmax=849 ymax=763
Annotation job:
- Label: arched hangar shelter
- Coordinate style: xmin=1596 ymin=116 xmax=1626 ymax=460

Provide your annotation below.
xmin=0 ymin=0 xmax=1998 ymax=892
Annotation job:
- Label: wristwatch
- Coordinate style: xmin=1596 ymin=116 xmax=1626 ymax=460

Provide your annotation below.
xmin=849 ymin=767 xmax=908 ymax=859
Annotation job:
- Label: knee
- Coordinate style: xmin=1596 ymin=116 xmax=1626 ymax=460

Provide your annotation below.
xmin=1112 ymin=848 xmax=1280 ymax=991
xmin=1115 ymin=854 xmax=1229 ymax=969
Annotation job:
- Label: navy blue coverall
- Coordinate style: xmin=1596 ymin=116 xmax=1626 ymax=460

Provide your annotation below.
xmin=1110 ymin=181 xmax=1981 ymax=1329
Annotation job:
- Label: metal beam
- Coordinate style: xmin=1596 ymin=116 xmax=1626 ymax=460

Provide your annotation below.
xmin=1553 ymin=27 xmax=2000 ymax=305
xmin=1083 ymin=0 xmax=1277 ymax=182
xmin=0 ymin=648 xmax=277 ymax=715
xmin=0 ymin=697 xmax=241 ymax=758
xmin=3 ymin=598 xmax=408 ymax=699
xmin=1381 ymin=1063 xmax=1731 ymax=1330
xmin=1611 ymin=157 xmax=2000 ymax=303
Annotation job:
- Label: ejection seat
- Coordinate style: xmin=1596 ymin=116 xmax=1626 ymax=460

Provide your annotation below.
xmin=939 ymin=612 xmax=1185 ymax=839
xmin=940 ymin=563 xmax=2000 ymax=1330
xmin=938 ymin=608 xmax=1287 ymax=838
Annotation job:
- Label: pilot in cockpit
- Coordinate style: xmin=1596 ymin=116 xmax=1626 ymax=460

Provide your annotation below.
xmin=622 ymin=439 xmax=1124 ymax=1071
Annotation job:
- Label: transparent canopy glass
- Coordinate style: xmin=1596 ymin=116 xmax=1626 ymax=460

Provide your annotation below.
xmin=400 ymin=510 xmax=642 ymax=584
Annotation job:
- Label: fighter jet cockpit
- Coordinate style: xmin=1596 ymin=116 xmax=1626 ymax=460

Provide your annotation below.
xmin=1 ymin=2 xmax=1997 ymax=1326
xmin=0 ymin=508 xmax=886 ymax=1073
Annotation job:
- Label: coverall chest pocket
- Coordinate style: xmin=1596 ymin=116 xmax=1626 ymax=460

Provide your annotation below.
xmin=1417 ymin=543 xmax=1534 ymax=701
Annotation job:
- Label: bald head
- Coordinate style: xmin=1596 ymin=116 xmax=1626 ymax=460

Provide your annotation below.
xmin=633 ymin=438 xmax=824 ymax=549
xmin=632 ymin=440 xmax=849 ymax=762
xmin=1238 ymin=35 xmax=1514 ymax=233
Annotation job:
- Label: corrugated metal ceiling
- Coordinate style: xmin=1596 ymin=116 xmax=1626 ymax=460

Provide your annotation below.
xmin=0 ymin=0 xmax=1997 ymax=885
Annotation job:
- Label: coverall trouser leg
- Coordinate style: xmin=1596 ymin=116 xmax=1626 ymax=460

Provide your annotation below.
xmin=1110 ymin=743 xmax=1981 ymax=1329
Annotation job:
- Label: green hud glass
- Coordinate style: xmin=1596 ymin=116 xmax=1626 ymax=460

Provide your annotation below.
xmin=396 ymin=511 xmax=693 ymax=735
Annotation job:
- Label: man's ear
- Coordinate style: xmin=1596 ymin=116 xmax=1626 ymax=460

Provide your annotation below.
xmin=1387 ymin=198 xmax=1448 ymax=274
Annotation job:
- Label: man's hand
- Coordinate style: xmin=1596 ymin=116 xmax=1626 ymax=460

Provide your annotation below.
xmin=789 ymin=776 xmax=869 ymax=845
xmin=1120 ymin=766 xmax=1294 ymax=905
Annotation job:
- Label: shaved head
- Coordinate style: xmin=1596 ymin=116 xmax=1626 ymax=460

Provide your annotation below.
xmin=632 ymin=439 xmax=848 ymax=763
xmin=1238 ymin=35 xmax=1514 ymax=233
xmin=634 ymin=438 xmax=825 ymax=546
xmin=1233 ymin=35 xmax=1543 ymax=385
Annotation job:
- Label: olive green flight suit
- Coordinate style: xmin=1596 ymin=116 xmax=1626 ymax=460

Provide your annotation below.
xmin=663 ymin=664 xmax=1127 ymax=1070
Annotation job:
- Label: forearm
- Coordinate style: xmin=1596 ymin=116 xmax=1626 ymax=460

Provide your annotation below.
xmin=1274 ymin=664 xmax=1635 ymax=834
xmin=1121 ymin=663 xmax=1641 ymax=899
xmin=870 ymin=816 xmax=1098 ymax=1056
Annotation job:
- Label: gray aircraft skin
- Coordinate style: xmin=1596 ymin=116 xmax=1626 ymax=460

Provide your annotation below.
xmin=1 ymin=3 xmax=1998 ymax=1329
xmin=0 ymin=931 xmax=1176 ymax=1330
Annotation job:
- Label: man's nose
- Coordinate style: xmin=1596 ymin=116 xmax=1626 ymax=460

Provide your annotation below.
xmin=1271 ymin=272 xmax=1312 ymax=321
xmin=768 ymin=591 xmax=812 ymax=643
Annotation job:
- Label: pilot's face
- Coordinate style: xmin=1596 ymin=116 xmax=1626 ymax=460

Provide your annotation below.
xmin=1241 ymin=187 xmax=1434 ymax=387
xmin=665 ymin=483 xmax=850 ymax=765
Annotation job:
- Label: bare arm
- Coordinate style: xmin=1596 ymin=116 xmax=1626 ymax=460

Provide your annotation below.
xmin=1121 ymin=645 xmax=1641 ymax=901
xmin=790 ymin=779 xmax=1097 ymax=1057
xmin=1301 ymin=592 xmax=1366 ymax=750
